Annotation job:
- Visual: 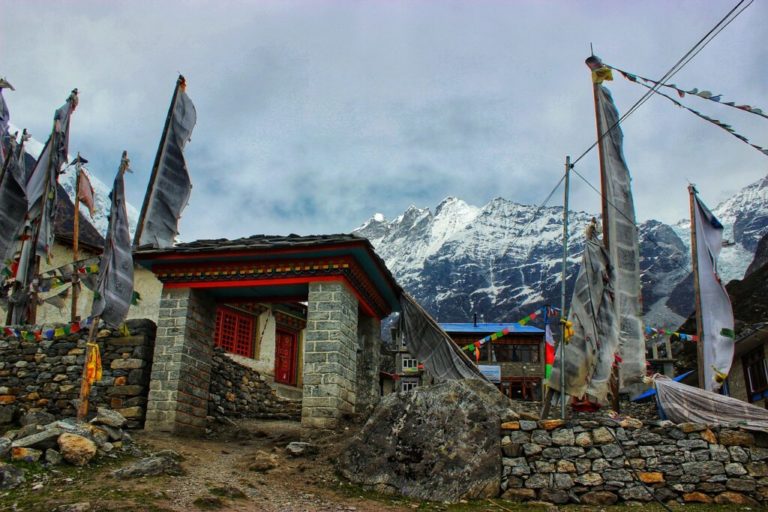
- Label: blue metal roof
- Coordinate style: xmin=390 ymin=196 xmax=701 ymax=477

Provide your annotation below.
xmin=438 ymin=322 xmax=544 ymax=335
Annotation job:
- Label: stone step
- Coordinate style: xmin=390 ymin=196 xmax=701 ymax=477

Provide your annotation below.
xmin=271 ymin=382 xmax=303 ymax=401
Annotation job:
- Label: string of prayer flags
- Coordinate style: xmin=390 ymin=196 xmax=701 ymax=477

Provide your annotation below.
xmin=0 ymin=316 xmax=93 ymax=341
xmin=609 ymin=64 xmax=768 ymax=120
xmin=644 ymin=325 xmax=698 ymax=342
xmin=461 ymin=306 xmax=562 ymax=360
xmin=616 ymin=69 xmax=768 ymax=158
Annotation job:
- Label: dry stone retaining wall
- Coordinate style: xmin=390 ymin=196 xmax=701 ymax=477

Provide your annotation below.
xmin=0 ymin=319 xmax=156 ymax=429
xmin=500 ymin=418 xmax=768 ymax=506
xmin=208 ymin=346 xmax=301 ymax=420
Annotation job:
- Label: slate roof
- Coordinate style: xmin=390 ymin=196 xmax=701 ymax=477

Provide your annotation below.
xmin=135 ymin=233 xmax=374 ymax=255
xmin=54 ymin=182 xmax=105 ymax=253
xmin=20 ymin=151 xmax=105 ymax=253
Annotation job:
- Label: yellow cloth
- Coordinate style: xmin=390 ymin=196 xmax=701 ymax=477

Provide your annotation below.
xmin=85 ymin=342 xmax=102 ymax=384
xmin=561 ymin=319 xmax=575 ymax=343
xmin=592 ymin=67 xmax=614 ymax=84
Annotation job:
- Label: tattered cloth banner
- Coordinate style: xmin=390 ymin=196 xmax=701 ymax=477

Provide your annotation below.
xmin=608 ymin=64 xmax=768 ymax=120
xmin=645 ymin=325 xmax=698 ymax=342
xmin=614 ymin=69 xmax=768 ymax=157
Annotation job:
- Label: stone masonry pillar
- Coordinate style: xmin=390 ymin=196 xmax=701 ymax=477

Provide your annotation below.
xmin=145 ymin=287 xmax=216 ymax=435
xmin=302 ymin=282 xmax=358 ymax=430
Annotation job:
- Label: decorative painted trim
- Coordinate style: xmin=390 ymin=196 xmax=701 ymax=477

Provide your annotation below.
xmin=152 ymin=256 xmax=390 ymax=319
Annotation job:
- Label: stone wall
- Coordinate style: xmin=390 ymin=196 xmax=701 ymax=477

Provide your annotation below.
xmin=146 ymin=288 xmax=216 ymax=435
xmin=208 ymin=347 xmax=300 ymax=420
xmin=302 ymin=282 xmax=359 ymax=430
xmin=500 ymin=418 xmax=768 ymax=506
xmin=0 ymin=319 xmax=155 ymax=429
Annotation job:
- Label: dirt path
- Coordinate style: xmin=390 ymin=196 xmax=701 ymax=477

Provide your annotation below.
xmin=136 ymin=418 xmax=410 ymax=512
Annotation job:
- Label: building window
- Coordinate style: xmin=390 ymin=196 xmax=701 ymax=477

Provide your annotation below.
xmin=743 ymin=347 xmax=768 ymax=402
xmin=401 ymin=378 xmax=419 ymax=392
xmin=493 ymin=344 xmax=540 ymax=363
xmin=215 ymin=307 xmax=255 ymax=358
xmin=402 ymin=357 xmax=418 ymax=373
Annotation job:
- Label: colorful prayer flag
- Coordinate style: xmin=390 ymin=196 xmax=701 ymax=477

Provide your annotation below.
xmin=77 ymin=165 xmax=96 ymax=217
xmin=84 ymin=342 xmax=102 ymax=384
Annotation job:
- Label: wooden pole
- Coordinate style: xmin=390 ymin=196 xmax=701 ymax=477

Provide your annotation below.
xmin=689 ymin=185 xmax=705 ymax=389
xmin=71 ymin=156 xmax=82 ymax=322
xmin=134 ymin=75 xmax=184 ymax=248
xmin=560 ymin=156 xmax=571 ymax=420
xmin=76 ymin=316 xmax=100 ymax=420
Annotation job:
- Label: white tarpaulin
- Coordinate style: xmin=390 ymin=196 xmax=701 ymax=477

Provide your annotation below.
xmin=692 ymin=192 xmax=735 ymax=391
xmin=654 ymin=375 xmax=768 ymax=432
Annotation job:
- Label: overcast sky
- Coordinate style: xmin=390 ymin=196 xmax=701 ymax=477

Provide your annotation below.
xmin=3 ymin=0 xmax=767 ymax=240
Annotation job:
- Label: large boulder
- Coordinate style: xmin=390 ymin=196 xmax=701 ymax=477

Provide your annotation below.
xmin=338 ymin=379 xmax=511 ymax=502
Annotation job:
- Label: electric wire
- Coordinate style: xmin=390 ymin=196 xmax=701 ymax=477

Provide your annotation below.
xmin=570 ymin=0 xmax=751 ymax=167
xmin=570 ymin=167 xmax=692 ymax=277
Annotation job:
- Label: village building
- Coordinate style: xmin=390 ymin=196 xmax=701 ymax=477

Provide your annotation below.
xmin=133 ymin=234 xmax=401 ymax=434
xmin=440 ymin=321 xmax=545 ymax=400
xmin=728 ymin=323 xmax=768 ymax=407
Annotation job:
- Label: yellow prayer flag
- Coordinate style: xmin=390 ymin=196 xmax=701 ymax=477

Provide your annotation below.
xmin=592 ymin=67 xmax=614 ymax=84
xmin=85 ymin=343 xmax=102 ymax=384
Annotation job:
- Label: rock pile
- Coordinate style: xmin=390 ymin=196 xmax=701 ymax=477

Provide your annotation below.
xmin=208 ymin=347 xmax=301 ymax=421
xmin=0 ymin=407 xmax=138 ymax=489
xmin=501 ymin=417 xmax=768 ymax=506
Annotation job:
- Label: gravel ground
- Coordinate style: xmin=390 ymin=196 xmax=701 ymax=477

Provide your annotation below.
xmin=131 ymin=418 xmax=411 ymax=512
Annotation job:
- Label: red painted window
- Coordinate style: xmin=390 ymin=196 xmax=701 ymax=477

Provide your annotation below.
xmin=215 ymin=307 xmax=255 ymax=358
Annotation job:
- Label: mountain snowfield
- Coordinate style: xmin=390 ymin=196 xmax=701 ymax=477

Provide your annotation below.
xmin=355 ymin=175 xmax=768 ymax=328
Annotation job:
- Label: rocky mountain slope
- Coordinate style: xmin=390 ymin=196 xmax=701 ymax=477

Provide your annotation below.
xmin=355 ymin=175 xmax=768 ymax=328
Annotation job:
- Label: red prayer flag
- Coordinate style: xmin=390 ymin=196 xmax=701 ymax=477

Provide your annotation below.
xmin=78 ymin=169 xmax=96 ymax=217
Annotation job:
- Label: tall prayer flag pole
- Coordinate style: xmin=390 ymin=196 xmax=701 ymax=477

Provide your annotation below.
xmin=78 ymin=151 xmax=132 ymax=419
xmin=71 ymin=154 xmax=87 ymax=322
xmin=689 ymin=184 xmax=706 ymax=389
xmin=559 ymin=156 xmax=571 ymax=420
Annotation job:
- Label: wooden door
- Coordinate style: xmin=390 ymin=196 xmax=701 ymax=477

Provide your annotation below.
xmin=274 ymin=330 xmax=298 ymax=386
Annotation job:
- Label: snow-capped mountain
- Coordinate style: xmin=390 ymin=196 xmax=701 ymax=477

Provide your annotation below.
xmin=12 ymin=123 xmax=139 ymax=238
xmin=355 ymin=175 xmax=768 ymax=328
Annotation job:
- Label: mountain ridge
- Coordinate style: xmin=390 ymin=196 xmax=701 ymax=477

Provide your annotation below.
xmin=355 ymin=175 xmax=768 ymax=328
